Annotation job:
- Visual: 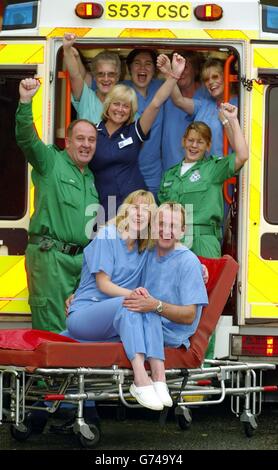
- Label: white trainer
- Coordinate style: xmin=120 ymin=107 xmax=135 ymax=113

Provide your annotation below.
xmin=129 ymin=383 xmax=164 ymax=411
xmin=153 ymin=381 xmax=173 ymax=407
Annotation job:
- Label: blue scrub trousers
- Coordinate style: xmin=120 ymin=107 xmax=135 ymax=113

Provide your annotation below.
xmin=113 ymin=308 xmax=165 ymax=361
xmin=67 ymin=297 xmax=166 ymax=361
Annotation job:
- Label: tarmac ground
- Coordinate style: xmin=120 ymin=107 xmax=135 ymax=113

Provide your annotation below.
xmin=1 ymin=399 xmax=278 ymax=452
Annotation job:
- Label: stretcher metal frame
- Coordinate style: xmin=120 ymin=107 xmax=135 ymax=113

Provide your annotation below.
xmin=0 ymin=255 xmax=276 ymax=447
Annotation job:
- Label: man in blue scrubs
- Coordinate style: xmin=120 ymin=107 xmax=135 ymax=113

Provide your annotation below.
xmin=114 ymin=202 xmax=208 ymax=408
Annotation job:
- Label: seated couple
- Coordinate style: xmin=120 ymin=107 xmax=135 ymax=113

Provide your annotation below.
xmin=64 ymin=190 xmax=208 ymax=411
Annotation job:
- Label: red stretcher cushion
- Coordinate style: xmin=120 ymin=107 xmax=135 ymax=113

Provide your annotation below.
xmin=0 ymin=255 xmax=238 ymax=370
xmin=0 ymin=329 xmax=77 ymax=351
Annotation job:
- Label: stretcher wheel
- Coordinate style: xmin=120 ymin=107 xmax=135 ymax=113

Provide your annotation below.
xmin=243 ymin=421 xmax=256 ymax=438
xmin=10 ymin=415 xmax=33 ymax=442
xmin=79 ymin=424 xmax=101 ymax=448
xmin=176 ymin=408 xmax=192 ymax=430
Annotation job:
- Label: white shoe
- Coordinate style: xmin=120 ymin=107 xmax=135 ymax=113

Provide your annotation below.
xmin=153 ymin=381 xmax=173 ymax=407
xmin=129 ymin=383 xmax=164 ymax=411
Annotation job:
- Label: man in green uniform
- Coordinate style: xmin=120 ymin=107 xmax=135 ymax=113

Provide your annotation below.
xmin=16 ymin=78 xmax=99 ymax=333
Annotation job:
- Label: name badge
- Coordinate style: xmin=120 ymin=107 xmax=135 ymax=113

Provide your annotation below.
xmin=118 ymin=137 xmax=133 ymax=149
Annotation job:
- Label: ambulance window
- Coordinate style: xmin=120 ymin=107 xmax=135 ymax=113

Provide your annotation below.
xmin=2 ymin=0 xmax=38 ymax=30
xmin=262 ymin=4 xmax=278 ymax=33
xmin=264 ymin=85 xmax=278 ymax=224
xmin=0 ymin=71 xmax=29 ymax=219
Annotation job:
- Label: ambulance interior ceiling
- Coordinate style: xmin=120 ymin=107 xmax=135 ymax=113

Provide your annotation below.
xmin=55 ymin=43 xmax=240 ymax=143
xmin=62 ymin=44 xmax=239 ymax=78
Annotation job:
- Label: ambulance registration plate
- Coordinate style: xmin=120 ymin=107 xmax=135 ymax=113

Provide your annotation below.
xmin=105 ymin=2 xmax=191 ymax=22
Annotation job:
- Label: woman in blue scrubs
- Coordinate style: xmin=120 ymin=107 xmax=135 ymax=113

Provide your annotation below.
xmin=124 ymin=48 xmax=163 ymax=198
xmin=160 ymin=55 xmax=238 ymax=157
xmin=67 ymin=190 xmax=155 ymax=339
xmin=162 ymin=51 xmax=209 ymax=171
xmin=63 ymin=33 xmax=121 ymax=124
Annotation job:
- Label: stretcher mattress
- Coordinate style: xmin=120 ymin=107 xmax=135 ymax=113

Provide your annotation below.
xmin=0 ymin=255 xmax=238 ymax=371
xmin=0 ymin=338 xmax=194 ymax=369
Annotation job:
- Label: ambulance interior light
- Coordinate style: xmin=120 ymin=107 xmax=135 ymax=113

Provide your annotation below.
xmin=75 ymin=2 xmax=103 ymax=19
xmin=194 ymin=4 xmax=223 ymax=21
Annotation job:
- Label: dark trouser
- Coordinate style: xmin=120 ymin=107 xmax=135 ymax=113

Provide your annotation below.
xmin=25 ymin=244 xmax=83 ymax=333
xmin=191 ymin=231 xmax=222 ymax=361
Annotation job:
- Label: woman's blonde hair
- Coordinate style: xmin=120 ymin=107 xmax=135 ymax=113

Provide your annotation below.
xmin=201 ymin=57 xmax=224 ymax=82
xmin=102 ymin=84 xmax=138 ymax=125
xmin=114 ymin=190 xmax=157 ymax=252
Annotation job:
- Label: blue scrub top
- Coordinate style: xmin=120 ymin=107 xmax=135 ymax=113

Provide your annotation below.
xmin=71 ymin=82 xmax=103 ymax=124
xmin=69 ymin=224 xmax=148 ymax=314
xmin=162 ymin=86 xmax=209 ymax=171
xmin=89 ymin=119 xmax=148 ymax=219
xmin=124 ymin=79 xmax=164 ymax=195
xmin=193 ymin=96 xmax=238 ymax=157
xmin=142 ymin=246 xmax=208 ymax=349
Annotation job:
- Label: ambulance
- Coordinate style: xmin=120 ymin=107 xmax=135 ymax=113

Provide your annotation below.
xmin=0 ymin=0 xmax=278 ymax=370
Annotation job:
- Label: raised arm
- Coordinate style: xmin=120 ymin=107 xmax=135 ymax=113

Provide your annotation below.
xmin=139 ymin=53 xmax=185 ymax=135
xmin=157 ymin=53 xmax=195 ymax=115
xmin=16 ymin=78 xmax=55 ymax=174
xmin=63 ymin=33 xmax=85 ymax=100
xmin=72 ymin=46 xmax=93 ymax=87
xmin=219 ymin=103 xmax=249 ymax=170
xmin=19 ymin=77 xmax=40 ymax=103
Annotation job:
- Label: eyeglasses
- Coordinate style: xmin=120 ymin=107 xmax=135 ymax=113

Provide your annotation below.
xmin=96 ymin=71 xmax=118 ymax=79
xmin=111 ymin=102 xmax=131 ymax=110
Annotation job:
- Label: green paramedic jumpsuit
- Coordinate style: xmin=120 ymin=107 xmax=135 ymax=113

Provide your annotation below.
xmin=158 ymin=153 xmax=237 ymax=257
xmin=158 ymin=153 xmax=237 ymax=359
xmin=16 ymin=103 xmax=99 ymax=333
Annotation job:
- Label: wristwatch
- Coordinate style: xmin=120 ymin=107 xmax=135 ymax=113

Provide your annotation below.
xmin=156 ymin=300 xmax=163 ymax=314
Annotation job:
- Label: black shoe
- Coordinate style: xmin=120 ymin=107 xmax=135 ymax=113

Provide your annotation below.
xmin=84 ymin=406 xmax=101 ymax=428
xmin=49 ymin=416 xmax=76 ymax=435
xmin=49 ymin=407 xmax=100 ymax=434
xmin=28 ymin=402 xmax=49 ymax=433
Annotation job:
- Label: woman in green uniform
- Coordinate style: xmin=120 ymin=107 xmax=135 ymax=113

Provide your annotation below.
xmin=158 ymin=102 xmax=248 ymax=359
xmin=158 ymin=102 xmax=248 ymax=258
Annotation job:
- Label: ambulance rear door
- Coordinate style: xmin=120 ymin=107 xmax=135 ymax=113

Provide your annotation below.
xmin=0 ymin=37 xmax=47 ymax=323
xmin=239 ymin=40 xmax=278 ymax=328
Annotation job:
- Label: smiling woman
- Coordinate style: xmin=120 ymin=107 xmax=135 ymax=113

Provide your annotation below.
xmin=87 ymin=54 xmax=185 ymax=220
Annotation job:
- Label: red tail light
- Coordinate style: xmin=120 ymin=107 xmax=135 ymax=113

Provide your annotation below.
xmin=231 ymin=334 xmax=278 ymax=357
xmin=75 ymin=2 xmax=103 ymax=19
xmin=194 ymin=4 xmax=223 ymax=21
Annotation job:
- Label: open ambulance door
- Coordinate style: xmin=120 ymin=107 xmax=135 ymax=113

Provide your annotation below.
xmin=239 ymin=41 xmax=278 ymax=326
xmin=0 ymin=38 xmax=46 ymax=323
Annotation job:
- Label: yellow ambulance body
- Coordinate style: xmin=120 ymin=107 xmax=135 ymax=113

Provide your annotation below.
xmin=0 ymin=0 xmax=278 ymax=362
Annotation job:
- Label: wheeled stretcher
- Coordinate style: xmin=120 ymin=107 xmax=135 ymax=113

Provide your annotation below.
xmin=0 ymin=255 xmax=276 ymax=447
